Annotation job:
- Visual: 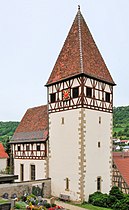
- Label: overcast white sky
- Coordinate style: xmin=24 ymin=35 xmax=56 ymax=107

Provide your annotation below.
xmin=0 ymin=0 xmax=129 ymax=121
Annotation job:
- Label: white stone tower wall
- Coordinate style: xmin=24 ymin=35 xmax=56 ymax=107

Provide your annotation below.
xmin=49 ymin=109 xmax=81 ymax=201
xmin=84 ymin=109 xmax=112 ymax=200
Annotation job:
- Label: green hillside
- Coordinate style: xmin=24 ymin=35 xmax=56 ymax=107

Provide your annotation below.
xmin=0 ymin=105 xmax=129 ymax=153
xmin=113 ymin=106 xmax=129 ymax=139
xmin=0 ymin=121 xmax=19 ymax=153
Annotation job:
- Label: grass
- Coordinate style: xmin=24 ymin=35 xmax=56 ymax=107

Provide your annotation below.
xmin=76 ymin=203 xmax=112 ymax=210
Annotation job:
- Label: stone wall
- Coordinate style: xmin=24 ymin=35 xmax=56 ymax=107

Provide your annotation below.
xmin=0 ymin=178 xmax=51 ymax=198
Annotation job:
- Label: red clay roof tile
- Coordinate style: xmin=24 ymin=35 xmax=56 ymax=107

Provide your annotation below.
xmin=0 ymin=143 xmax=9 ymax=158
xmin=14 ymin=105 xmax=48 ymax=133
xmin=113 ymin=152 xmax=129 ymax=186
xmin=46 ymin=9 xmax=115 ymax=86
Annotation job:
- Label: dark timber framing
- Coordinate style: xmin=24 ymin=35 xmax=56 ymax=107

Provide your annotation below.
xmin=48 ymin=75 xmax=113 ymax=114
xmin=13 ymin=142 xmax=47 ymax=160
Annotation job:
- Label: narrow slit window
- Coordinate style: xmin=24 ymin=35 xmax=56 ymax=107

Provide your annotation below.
xmin=20 ymin=164 xmax=24 ymax=182
xmin=98 ymin=142 xmax=101 ymax=148
xmin=65 ymin=177 xmax=69 ymax=191
xmin=61 ymin=117 xmax=64 ymax=125
xmin=97 ymin=177 xmax=101 ymax=191
xmin=31 ymin=165 xmax=35 ymax=181
xmin=99 ymin=117 xmax=101 ymax=124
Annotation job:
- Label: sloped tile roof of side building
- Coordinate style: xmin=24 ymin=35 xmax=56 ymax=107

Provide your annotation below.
xmin=11 ymin=105 xmax=48 ymax=143
xmin=0 ymin=143 xmax=9 ymax=158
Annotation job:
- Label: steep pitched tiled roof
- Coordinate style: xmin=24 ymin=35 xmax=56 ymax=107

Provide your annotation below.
xmin=46 ymin=7 xmax=115 ymax=86
xmin=0 ymin=143 xmax=9 ymax=158
xmin=113 ymin=152 xmax=129 ymax=186
xmin=11 ymin=105 xmax=48 ymax=142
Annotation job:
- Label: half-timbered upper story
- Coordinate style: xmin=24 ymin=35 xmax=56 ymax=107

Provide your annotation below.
xmin=10 ymin=105 xmax=48 ymax=160
xmin=46 ymin=6 xmax=115 ymax=114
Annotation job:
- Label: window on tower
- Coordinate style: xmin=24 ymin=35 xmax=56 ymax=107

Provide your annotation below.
xmin=65 ymin=177 xmax=70 ymax=191
xmin=26 ymin=145 xmax=30 ymax=151
xmin=73 ymin=87 xmax=79 ymax=98
xmin=105 ymin=92 xmax=110 ymax=102
xmin=98 ymin=142 xmax=101 ymax=148
xmin=37 ymin=145 xmax=40 ymax=151
xmin=18 ymin=145 xmax=21 ymax=151
xmin=97 ymin=177 xmax=102 ymax=191
xmin=50 ymin=93 xmax=56 ymax=103
xmin=86 ymin=87 xmax=92 ymax=98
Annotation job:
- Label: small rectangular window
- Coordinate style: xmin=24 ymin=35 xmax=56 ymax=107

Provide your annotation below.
xmin=73 ymin=87 xmax=79 ymax=98
xmin=65 ymin=177 xmax=69 ymax=191
xmin=26 ymin=145 xmax=29 ymax=151
xmin=50 ymin=93 xmax=56 ymax=103
xmin=86 ymin=87 xmax=92 ymax=98
xmin=31 ymin=165 xmax=35 ymax=180
xmin=105 ymin=92 xmax=110 ymax=102
xmin=37 ymin=145 xmax=40 ymax=151
xmin=99 ymin=117 xmax=101 ymax=124
xmin=20 ymin=164 xmax=24 ymax=181
xmin=97 ymin=177 xmax=101 ymax=191
xmin=18 ymin=146 xmax=20 ymax=151
xmin=98 ymin=142 xmax=101 ymax=148
xmin=61 ymin=117 xmax=64 ymax=125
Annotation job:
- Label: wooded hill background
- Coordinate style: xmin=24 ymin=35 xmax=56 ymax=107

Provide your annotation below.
xmin=0 ymin=105 xmax=129 ymax=154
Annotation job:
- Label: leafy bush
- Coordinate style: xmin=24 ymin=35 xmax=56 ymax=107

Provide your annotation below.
xmin=107 ymin=195 xmax=118 ymax=208
xmin=88 ymin=186 xmax=129 ymax=209
xmin=112 ymin=199 xmax=129 ymax=210
xmin=15 ymin=201 xmax=26 ymax=209
xmin=92 ymin=194 xmax=109 ymax=208
xmin=43 ymin=202 xmax=51 ymax=208
xmin=88 ymin=191 xmax=103 ymax=203
xmin=109 ymin=186 xmax=124 ymax=200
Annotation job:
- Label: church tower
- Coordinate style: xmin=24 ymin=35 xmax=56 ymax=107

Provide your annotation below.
xmin=46 ymin=7 xmax=115 ymax=201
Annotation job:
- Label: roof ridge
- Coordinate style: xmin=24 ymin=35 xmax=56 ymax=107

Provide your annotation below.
xmin=77 ymin=6 xmax=84 ymax=73
xmin=28 ymin=104 xmax=47 ymax=111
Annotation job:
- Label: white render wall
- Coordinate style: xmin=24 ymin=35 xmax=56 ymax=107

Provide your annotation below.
xmin=0 ymin=158 xmax=7 ymax=172
xmin=84 ymin=109 xmax=112 ymax=201
xmin=14 ymin=159 xmax=46 ymax=182
xmin=49 ymin=108 xmax=112 ymax=201
xmin=49 ymin=109 xmax=80 ymax=201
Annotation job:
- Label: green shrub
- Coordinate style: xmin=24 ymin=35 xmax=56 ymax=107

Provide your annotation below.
xmin=92 ymin=194 xmax=109 ymax=208
xmin=88 ymin=191 xmax=103 ymax=203
xmin=52 ymin=203 xmax=56 ymax=207
xmin=15 ymin=201 xmax=26 ymax=209
xmin=43 ymin=202 xmax=51 ymax=208
xmin=107 ymin=195 xmax=118 ymax=208
xmin=112 ymin=199 xmax=129 ymax=210
xmin=109 ymin=186 xmax=124 ymax=200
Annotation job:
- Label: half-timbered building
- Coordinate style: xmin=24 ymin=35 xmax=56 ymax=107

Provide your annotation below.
xmin=113 ymin=152 xmax=129 ymax=194
xmin=10 ymin=105 xmax=48 ymax=182
xmin=11 ymin=7 xmax=116 ymax=201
